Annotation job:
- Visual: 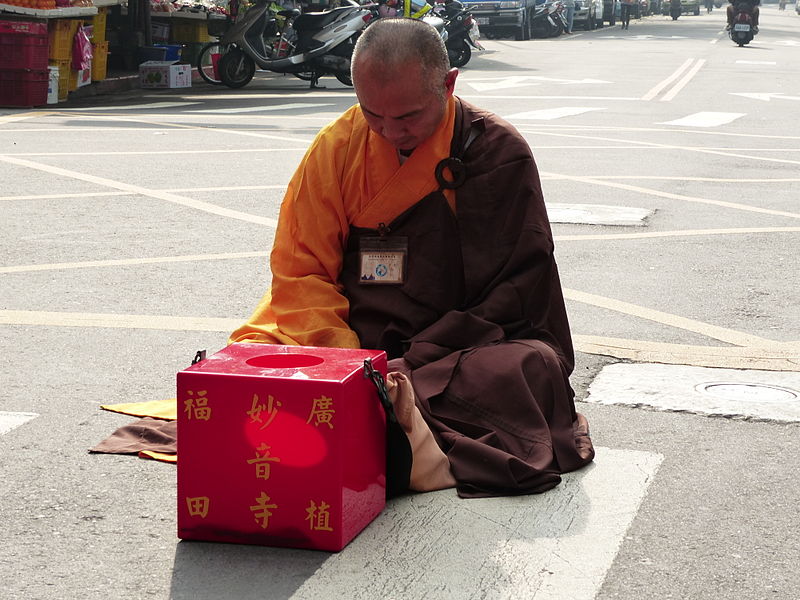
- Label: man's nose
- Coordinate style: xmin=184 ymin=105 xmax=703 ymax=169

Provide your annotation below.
xmin=381 ymin=119 xmax=405 ymax=141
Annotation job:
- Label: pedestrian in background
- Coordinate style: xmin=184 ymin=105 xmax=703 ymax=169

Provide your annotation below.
xmin=620 ymin=0 xmax=633 ymax=28
xmin=564 ymin=0 xmax=576 ymax=33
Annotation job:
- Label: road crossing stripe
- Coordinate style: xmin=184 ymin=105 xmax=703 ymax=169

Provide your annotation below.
xmin=59 ymin=102 xmax=201 ymax=111
xmin=0 ymin=412 xmax=38 ymax=436
xmin=0 ymin=251 xmax=268 ymax=274
xmin=659 ymin=112 xmax=746 ymax=127
xmin=0 ymin=154 xmax=277 ymax=227
xmin=504 ymin=107 xmax=604 ymax=120
xmin=189 ymin=103 xmax=334 ymax=114
xmin=288 ymin=448 xmax=663 ymax=600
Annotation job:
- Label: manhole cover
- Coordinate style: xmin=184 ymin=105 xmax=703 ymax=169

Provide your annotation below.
xmin=696 ymin=382 xmax=799 ymax=404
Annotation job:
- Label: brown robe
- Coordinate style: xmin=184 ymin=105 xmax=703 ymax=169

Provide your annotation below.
xmin=340 ymin=98 xmax=594 ymax=498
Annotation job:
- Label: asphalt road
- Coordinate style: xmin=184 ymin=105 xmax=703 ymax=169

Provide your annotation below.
xmin=1 ymin=6 xmax=799 ymax=599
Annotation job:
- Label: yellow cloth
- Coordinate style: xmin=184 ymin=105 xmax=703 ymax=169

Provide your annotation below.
xmin=230 ymin=98 xmax=457 ymax=348
xmin=139 ymin=450 xmax=177 ymax=463
xmin=100 ymin=399 xmax=178 ymax=421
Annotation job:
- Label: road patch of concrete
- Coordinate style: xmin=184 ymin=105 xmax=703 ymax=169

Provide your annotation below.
xmin=547 ymin=203 xmax=653 ymax=226
xmin=584 ymin=363 xmax=800 ymax=422
xmin=289 ymin=447 xmax=662 ymax=600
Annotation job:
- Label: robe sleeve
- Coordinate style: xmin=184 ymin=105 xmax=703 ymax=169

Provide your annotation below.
xmin=229 ymin=116 xmax=361 ymax=349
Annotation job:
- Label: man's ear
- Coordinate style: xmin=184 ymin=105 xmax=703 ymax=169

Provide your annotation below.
xmin=444 ymin=68 xmax=458 ymax=97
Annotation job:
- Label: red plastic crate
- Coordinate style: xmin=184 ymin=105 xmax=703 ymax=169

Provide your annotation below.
xmin=0 ymin=32 xmax=49 ymax=70
xmin=0 ymin=20 xmax=48 ymax=36
xmin=0 ymin=69 xmax=48 ymax=108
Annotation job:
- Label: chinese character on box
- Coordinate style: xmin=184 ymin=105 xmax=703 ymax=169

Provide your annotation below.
xmin=177 ymin=343 xmax=388 ymax=552
xmin=139 ymin=60 xmax=190 ymax=89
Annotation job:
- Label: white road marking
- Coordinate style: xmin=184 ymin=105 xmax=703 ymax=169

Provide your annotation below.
xmin=0 ymin=251 xmax=268 ymax=274
xmin=0 ymin=310 xmax=241 ymax=332
xmin=585 ymin=364 xmax=800 ymax=423
xmin=5 ymin=148 xmax=304 ymax=157
xmin=289 ymin=447 xmax=662 ymax=600
xmin=547 ymin=203 xmax=653 ymax=225
xmin=189 ymin=102 xmax=335 ymax=114
xmin=0 ymin=155 xmax=277 ymax=227
xmin=0 ymin=412 xmax=39 ymax=436
xmin=504 ymin=107 xmax=604 ymax=120
xmin=641 ymin=58 xmax=695 ymax=101
xmin=464 ymin=75 xmax=610 ymax=92
xmin=563 ymin=288 xmax=776 ymax=348
xmin=59 ymin=102 xmax=201 ymax=111
xmin=659 ymin=112 xmax=746 ymax=127
xmin=660 ymin=58 xmax=706 ymax=102
xmin=731 ymin=92 xmax=800 ymax=102
xmin=735 ymin=60 xmax=776 ymax=65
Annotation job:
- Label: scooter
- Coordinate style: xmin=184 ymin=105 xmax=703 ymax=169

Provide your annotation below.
xmin=217 ymin=0 xmax=373 ymax=89
xmin=729 ymin=3 xmax=755 ymax=46
xmin=669 ymin=0 xmax=681 ymax=19
xmin=530 ymin=0 xmax=564 ymax=38
xmin=434 ymin=0 xmax=483 ymax=67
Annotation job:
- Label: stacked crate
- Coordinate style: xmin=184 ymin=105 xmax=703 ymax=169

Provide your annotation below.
xmin=0 ymin=20 xmax=50 ymax=108
xmin=90 ymin=7 xmax=109 ymax=81
xmin=48 ymin=18 xmax=80 ymax=101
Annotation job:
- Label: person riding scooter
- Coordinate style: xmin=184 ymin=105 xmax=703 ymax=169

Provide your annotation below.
xmin=726 ymin=0 xmax=759 ymax=33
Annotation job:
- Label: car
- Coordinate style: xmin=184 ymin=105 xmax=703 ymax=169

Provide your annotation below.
xmin=662 ymin=0 xmax=701 ymax=14
xmin=572 ymin=0 xmax=601 ymax=29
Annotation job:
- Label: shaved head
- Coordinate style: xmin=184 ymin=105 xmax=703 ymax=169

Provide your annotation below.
xmin=352 ymin=17 xmax=450 ymax=99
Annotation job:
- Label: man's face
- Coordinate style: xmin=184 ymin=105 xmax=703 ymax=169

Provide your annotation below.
xmin=354 ymin=63 xmax=457 ymax=153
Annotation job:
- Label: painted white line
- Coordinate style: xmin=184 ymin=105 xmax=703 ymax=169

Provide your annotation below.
xmin=563 ymin=288 xmax=776 ymax=348
xmin=0 ymin=310 xmax=241 ymax=332
xmin=547 ymin=203 xmax=653 ymax=226
xmin=573 ymin=335 xmax=800 ymax=372
xmin=735 ymin=60 xmax=776 ymax=65
xmin=189 ymin=103 xmax=334 ymax=114
xmin=555 ymin=226 xmax=800 ymax=241
xmin=585 ymin=364 xmax=800 ymax=422
xmin=641 ymin=58 xmax=694 ymax=101
xmin=4 ymin=148 xmax=304 ymax=157
xmin=660 ymin=58 xmax=706 ymax=102
xmin=0 ymin=155 xmax=277 ymax=227
xmin=289 ymin=447 xmax=662 ymax=600
xmin=0 ymin=251 xmax=268 ymax=274
xmin=0 ymin=192 xmax=132 ymax=201
xmin=731 ymin=92 xmax=800 ymax=102
xmin=59 ymin=102 xmax=202 ymax=111
xmin=0 ymin=412 xmax=39 ymax=436
xmin=540 ymin=171 xmax=800 ymax=220
xmin=504 ymin=107 xmax=604 ymax=120
xmin=659 ymin=111 xmax=746 ymax=127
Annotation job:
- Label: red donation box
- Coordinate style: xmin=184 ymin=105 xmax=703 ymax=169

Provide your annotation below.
xmin=177 ymin=343 xmax=388 ymax=552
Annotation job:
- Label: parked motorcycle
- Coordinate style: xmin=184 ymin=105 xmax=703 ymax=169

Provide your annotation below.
xmin=530 ymin=0 xmax=566 ymax=38
xmin=729 ymin=2 xmax=755 ymax=46
xmin=217 ymin=0 xmax=373 ymax=89
xmin=433 ymin=0 xmax=483 ymax=67
xmin=669 ymin=0 xmax=681 ymax=19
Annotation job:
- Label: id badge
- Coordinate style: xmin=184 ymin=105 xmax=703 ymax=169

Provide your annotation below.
xmin=359 ymin=235 xmax=408 ymax=285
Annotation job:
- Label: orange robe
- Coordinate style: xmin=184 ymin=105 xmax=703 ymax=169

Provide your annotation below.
xmin=230 ymin=98 xmax=457 ymax=348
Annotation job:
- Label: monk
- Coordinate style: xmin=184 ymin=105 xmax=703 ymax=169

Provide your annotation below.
xmin=230 ymin=17 xmax=595 ymax=499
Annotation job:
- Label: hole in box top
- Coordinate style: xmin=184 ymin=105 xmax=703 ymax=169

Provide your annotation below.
xmin=246 ymin=354 xmax=325 ymax=369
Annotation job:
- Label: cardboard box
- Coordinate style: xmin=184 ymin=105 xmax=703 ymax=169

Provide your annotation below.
xmin=139 ymin=60 xmax=191 ymax=89
xmin=47 ymin=65 xmax=59 ymax=104
xmin=177 ymin=343 xmax=388 ymax=552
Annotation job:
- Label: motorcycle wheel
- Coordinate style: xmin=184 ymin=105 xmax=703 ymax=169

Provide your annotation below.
xmin=218 ymin=48 xmax=256 ymax=89
xmin=335 ymin=73 xmax=353 ymax=86
xmin=197 ymin=43 xmax=226 ymax=85
xmin=449 ymin=40 xmax=471 ymax=68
